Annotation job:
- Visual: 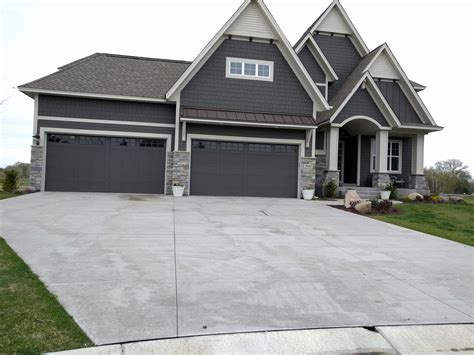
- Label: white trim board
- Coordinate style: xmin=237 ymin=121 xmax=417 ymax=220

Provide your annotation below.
xmin=295 ymin=34 xmax=338 ymax=82
xmin=185 ymin=133 xmax=306 ymax=157
xmin=180 ymin=117 xmax=317 ymax=130
xmin=332 ymin=115 xmax=392 ymax=131
xmin=19 ymin=88 xmax=172 ymax=104
xmin=37 ymin=116 xmax=176 ymax=128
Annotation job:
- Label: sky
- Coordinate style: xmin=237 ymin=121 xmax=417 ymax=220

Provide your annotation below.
xmin=1 ymin=0 xmax=473 ymax=171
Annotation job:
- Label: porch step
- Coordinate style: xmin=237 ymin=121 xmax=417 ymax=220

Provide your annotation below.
xmin=338 ymin=186 xmax=382 ymax=200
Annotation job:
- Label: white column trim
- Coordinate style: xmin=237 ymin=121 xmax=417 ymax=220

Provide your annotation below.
xmin=33 ymin=95 xmax=39 ymax=140
xmin=327 ymin=126 xmax=339 ymax=171
xmin=411 ymin=134 xmax=425 ymax=175
xmin=375 ymin=130 xmax=388 ymax=173
xmin=311 ymin=128 xmax=316 ymax=158
xmin=174 ymin=95 xmax=180 ymax=151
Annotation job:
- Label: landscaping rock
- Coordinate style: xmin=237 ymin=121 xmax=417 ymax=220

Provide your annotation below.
xmin=354 ymin=201 xmax=372 ymax=214
xmin=407 ymin=192 xmax=423 ymax=201
xmin=344 ymin=190 xmax=361 ymax=208
xmin=449 ymin=196 xmax=464 ymax=203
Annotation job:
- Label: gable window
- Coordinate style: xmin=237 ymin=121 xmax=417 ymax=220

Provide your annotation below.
xmin=226 ymin=57 xmax=274 ymax=82
xmin=370 ymin=139 xmax=402 ymax=174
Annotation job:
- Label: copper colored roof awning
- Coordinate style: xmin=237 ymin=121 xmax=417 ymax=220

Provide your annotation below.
xmin=180 ymin=107 xmax=317 ymax=128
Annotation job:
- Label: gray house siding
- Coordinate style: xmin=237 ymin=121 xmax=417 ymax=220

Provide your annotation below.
xmin=181 ymin=39 xmax=313 ymax=116
xmin=359 ymin=135 xmax=413 ymax=188
xmin=183 ymin=123 xmax=311 ymax=157
xmin=38 ymin=95 xmax=176 ymax=124
xmin=37 ymin=120 xmax=175 ymax=147
xmin=334 ymin=89 xmax=389 ymax=126
xmin=313 ymin=34 xmax=361 ymax=100
xmin=298 ymin=46 xmax=326 ymax=83
xmin=375 ymin=81 xmax=423 ymax=125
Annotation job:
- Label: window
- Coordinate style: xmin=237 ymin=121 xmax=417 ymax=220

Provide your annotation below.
xmin=370 ymin=139 xmax=402 ymax=174
xmin=249 ymin=143 xmax=272 ymax=153
xmin=315 ymin=131 xmax=325 ymax=152
xmin=226 ymin=57 xmax=274 ymax=81
xmin=220 ymin=142 xmax=244 ymax=151
xmin=48 ymin=134 xmax=75 ymax=144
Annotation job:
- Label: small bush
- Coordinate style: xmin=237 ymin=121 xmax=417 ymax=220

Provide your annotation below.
xmin=2 ymin=170 xmax=19 ymax=192
xmin=325 ymin=180 xmax=338 ymax=198
xmin=375 ymin=199 xmax=393 ymax=212
xmin=384 ymin=183 xmax=398 ymax=200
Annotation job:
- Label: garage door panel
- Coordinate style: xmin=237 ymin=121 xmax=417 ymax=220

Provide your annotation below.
xmin=191 ymin=140 xmax=298 ymax=198
xmin=46 ymin=134 xmax=166 ymax=193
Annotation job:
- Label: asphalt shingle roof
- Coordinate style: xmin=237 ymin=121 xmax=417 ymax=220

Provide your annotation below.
xmin=19 ymin=53 xmax=191 ymax=99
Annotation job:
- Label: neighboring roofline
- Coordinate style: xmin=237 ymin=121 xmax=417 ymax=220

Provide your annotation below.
xmin=299 ymin=0 xmax=369 ymax=56
xmin=326 ymin=71 xmax=400 ymax=127
xmin=362 ymin=43 xmax=437 ymax=126
xmin=180 ymin=117 xmax=317 ymax=129
xmin=166 ymin=0 xmax=330 ymax=112
xmin=295 ymin=34 xmax=338 ymax=82
xmin=18 ymin=88 xmax=172 ymax=104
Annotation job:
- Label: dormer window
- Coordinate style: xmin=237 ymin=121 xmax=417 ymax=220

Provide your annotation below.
xmin=226 ymin=57 xmax=273 ymax=82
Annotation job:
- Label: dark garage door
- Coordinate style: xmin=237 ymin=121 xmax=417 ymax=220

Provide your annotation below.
xmin=45 ymin=134 xmax=166 ymax=193
xmin=191 ymin=140 xmax=298 ymax=197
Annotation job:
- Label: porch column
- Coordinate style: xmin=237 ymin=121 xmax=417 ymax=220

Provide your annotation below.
xmin=372 ymin=130 xmax=391 ymax=188
xmin=375 ymin=130 xmax=388 ymax=173
xmin=411 ymin=134 xmax=424 ymax=175
xmin=326 ymin=126 xmax=339 ymax=171
xmin=409 ymin=134 xmax=429 ymax=193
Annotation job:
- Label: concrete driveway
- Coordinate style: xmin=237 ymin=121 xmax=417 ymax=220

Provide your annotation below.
xmin=1 ymin=193 xmax=472 ymax=345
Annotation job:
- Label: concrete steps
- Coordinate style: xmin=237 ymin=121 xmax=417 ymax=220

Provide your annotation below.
xmin=338 ymin=186 xmax=382 ymax=200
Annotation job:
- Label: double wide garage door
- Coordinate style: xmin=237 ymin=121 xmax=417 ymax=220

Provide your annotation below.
xmin=191 ymin=140 xmax=299 ymax=198
xmin=45 ymin=134 xmax=166 ymax=193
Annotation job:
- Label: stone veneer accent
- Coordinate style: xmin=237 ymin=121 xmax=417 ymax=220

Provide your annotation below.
xmin=371 ymin=173 xmax=391 ymax=189
xmin=166 ymin=151 xmax=191 ymax=195
xmin=408 ymin=174 xmax=430 ymax=194
xmin=300 ymin=157 xmax=316 ymax=192
xmin=30 ymin=145 xmax=44 ymax=191
xmin=314 ymin=154 xmax=340 ymax=197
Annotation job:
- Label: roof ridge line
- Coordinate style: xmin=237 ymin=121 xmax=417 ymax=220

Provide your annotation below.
xmin=96 ymin=53 xmax=193 ymax=64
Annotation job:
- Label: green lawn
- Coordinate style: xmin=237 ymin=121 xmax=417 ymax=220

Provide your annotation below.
xmin=374 ymin=202 xmax=474 ymax=246
xmin=0 ymin=191 xmax=24 ymax=200
xmin=0 ymin=238 xmax=93 ymax=353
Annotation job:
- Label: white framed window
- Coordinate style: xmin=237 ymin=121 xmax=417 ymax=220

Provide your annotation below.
xmin=226 ymin=57 xmax=274 ymax=82
xmin=370 ymin=139 xmax=402 ymax=174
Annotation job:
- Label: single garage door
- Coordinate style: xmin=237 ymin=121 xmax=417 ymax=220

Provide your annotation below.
xmin=45 ymin=134 xmax=166 ymax=193
xmin=191 ymin=140 xmax=298 ymax=197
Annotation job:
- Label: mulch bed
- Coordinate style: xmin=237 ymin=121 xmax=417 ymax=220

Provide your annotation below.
xmin=330 ymin=204 xmax=403 ymax=216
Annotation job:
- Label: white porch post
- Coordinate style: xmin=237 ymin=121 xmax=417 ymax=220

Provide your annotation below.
xmin=411 ymin=134 xmax=425 ymax=175
xmin=327 ymin=126 xmax=339 ymax=171
xmin=375 ymin=130 xmax=388 ymax=173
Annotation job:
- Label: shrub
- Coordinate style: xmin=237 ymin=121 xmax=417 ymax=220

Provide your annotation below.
xmin=325 ymin=180 xmax=338 ymax=198
xmin=375 ymin=199 xmax=393 ymax=212
xmin=370 ymin=199 xmax=379 ymax=209
xmin=384 ymin=183 xmax=398 ymax=200
xmin=2 ymin=170 xmax=19 ymax=192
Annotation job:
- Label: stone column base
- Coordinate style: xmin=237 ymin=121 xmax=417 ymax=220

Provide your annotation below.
xmin=30 ymin=145 xmax=44 ymax=191
xmin=371 ymin=173 xmax=391 ymax=189
xmin=408 ymin=174 xmax=430 ymax=194
xmin=300 ymin=157 xmax=316 ymax=190
xmin=166 ymin=151 xmax=191 ymax=195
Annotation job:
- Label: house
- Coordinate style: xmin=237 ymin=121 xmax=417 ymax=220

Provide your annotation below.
xmin=19 ymin=0 xmax=442 ymax=198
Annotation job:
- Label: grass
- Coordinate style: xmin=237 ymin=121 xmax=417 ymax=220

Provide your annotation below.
xmin=374 ymin=202 xmax=474 ymax=246
xmin=0 ymin=238 xmax=93 ymax=353
xmin=0 ymin=191 xmax=24 ymax=200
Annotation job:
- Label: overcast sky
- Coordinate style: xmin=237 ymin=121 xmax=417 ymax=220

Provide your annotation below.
xmin=1 ymin=0 xmax=473 ymax=170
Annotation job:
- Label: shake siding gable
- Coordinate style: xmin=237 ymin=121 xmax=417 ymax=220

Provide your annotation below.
xmin=334 ymin=89 xmax=389 ymax=127
xmin=298 ymin=46 xmax=326 ymax=83
xmin=313 ymin=34 xmax=361 ymax=100
xmin=180 ymin=39 xmax=313 ymax=116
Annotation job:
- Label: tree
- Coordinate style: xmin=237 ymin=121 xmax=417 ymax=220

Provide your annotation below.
xmin=425 ymin=159 xmax=472 ymax=194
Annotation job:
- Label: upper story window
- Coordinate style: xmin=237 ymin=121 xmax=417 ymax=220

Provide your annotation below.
xmin=226 ymin=57 xmax=274 ymax=82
